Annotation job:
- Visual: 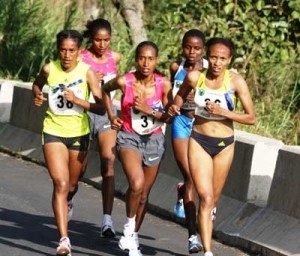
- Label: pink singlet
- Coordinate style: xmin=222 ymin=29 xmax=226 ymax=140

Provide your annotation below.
xmin=121 ymin=72 xmax=165 ymax=135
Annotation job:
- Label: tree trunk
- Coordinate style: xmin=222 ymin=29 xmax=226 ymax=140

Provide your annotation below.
xmin=118 ymin=0 xmax=148 ymax=45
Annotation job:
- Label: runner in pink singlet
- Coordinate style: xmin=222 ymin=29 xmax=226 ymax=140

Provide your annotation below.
xmin=81 ymin=18 xmax=122 ymax=239
xmin=102 ymin=41 xmax=172 ymax=256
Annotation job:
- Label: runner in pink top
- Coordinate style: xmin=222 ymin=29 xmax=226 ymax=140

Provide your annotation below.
xmin=102 ymin=41 xmax=172 ymax=256
xmin=120 ymin=72 xmax=165 ymax=135
xmin=81 ymin=18 xmax=122 ymax=239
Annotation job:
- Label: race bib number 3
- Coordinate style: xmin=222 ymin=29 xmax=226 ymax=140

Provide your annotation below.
xmin=131 ymin=107 xmax=163 ymax=135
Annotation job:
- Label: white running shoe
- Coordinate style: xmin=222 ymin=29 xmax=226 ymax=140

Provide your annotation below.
xmin=56 ymin=236 xmax=71 ymax=256
xmin=119 ymin=230 xmax=140 ymax=250
xmin=67 ymin=200 xmax=73 ymax=221
xmin=119 ymin=232 xmax=135 ymax=251
xmin=101 ymin=218 xmax=116 ymax=238
xmin=204 ymin=252 xmax=213 ymax=256
xmin=188 ymin=234 xmax=203 ymax=253
xmin=129 ymin=247 xmax=143 ymax=256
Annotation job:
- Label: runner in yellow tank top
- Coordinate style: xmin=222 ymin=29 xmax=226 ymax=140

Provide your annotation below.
xmin=32 ymin=29 xmax=105 ymax=256
xmin=168 ymin=37 xmax=256 ymax=256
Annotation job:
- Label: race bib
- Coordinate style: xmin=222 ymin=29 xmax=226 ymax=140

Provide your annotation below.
xmin=89 ymin=73 xmax=117 ymax=103
xmin=172 ymin=80 xmax=182 ymax=99
xmin=131 ymin=107 xmax=163 ymax=135
xmin=194 ymin=88 xmax=227 ymax=120
xmin=49 ymin=85 xmax=84 ymax=115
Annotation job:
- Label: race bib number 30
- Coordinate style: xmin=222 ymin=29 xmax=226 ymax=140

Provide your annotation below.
xmin=48 ymin=87 xmax=84 ymax=115
xmin=131 ymin=107 xmax=163 ymax=135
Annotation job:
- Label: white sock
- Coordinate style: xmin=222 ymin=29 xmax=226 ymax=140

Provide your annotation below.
xmin=103 ymin=214 xmax=112 ymax=224
xmin=124 ymin=215 xmax=136 ymax=234
xmin=204 ymin=252 xmax=213 ymax=256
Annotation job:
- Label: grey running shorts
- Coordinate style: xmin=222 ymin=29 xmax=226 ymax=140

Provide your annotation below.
xmin=88 ymin=105 xmax=117 ymax=139
xmin=116 ymin=130 xmax=165 ymax=167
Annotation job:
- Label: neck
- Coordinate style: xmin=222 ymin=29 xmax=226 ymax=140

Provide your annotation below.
xmin=89 ymin=47 xmax=105 ymax=59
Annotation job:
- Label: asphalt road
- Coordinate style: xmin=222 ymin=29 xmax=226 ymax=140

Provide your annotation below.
xmin=0 ymin=152 xmax=253 ymax=256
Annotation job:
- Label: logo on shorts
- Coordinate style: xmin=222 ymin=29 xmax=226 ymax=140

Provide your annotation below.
xmin=148 ymin=156 xmax=159 ymax=162
xmin=73 ymin=141 xmax=81 ymax=146
xmin=103 ymin=124 xmax=111 ymax=129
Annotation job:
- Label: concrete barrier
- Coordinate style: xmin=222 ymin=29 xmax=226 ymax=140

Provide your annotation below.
xmin=0 ymin=80 xmax=300 ymax=255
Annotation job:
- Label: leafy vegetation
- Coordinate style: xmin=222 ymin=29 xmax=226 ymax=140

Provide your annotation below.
xmin=0 ymin=0 xmax=299 ymax=144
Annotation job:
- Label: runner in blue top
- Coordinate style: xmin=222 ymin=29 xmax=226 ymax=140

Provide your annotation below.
xmin=170 ymin=29 xmax=207 ymax=254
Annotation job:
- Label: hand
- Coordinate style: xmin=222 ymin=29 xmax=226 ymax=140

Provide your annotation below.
xmin=168 ymin=104 xmax=181 ymax=116
xmin=133 ymin=95 xmax=151 ymax=114
xmin=34 ymin=92 xmax=47 ymax=107
xmin=63 ymin=88 xmax=76 ymax=103
xmin=110 ymin=116 xmax=123 ymax=130
xmin=95 ymin=71 xmax=105 ymax=84
xmin=205 ymin=101 xmax=222 ymax=115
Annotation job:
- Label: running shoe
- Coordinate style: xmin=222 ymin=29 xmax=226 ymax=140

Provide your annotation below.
xmin=119 ymin=231 xmax=140 ymax=250
xmin=101 ymin=218 xmax=116 ymax=238
xmin=211 ymin=207 xmax=217 ymax=222
xmin=129 ymin=247 xmax=143 ymax=256
xmin=204 ymin=251 xmax=213 ymax=256
xmin=188 ymin=234 xmax=203 ymax=253
xmin=174 ymin=198 xmax=186 ymax=218
xmin=67 ymin=200 xmax=73 ymax=221
xmin=56 ymin=236 xmax=71 ymax=256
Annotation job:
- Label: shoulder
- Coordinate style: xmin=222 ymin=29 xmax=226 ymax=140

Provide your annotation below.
xmin=42 ymin=63 xmax=51 ymax=75
xmin=170 ymin=60 xmax=180 ymax=72
xmin=111 ymin=50 xmax=122 ymax=63
xmin=229 ymin=70 xmax=247 ymax=89
xmin=186 ymin=70 xmax=201 ymax=84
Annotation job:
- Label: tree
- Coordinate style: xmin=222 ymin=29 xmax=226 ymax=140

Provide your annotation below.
xmin=117 ymin=0 xmax=147 ymax=45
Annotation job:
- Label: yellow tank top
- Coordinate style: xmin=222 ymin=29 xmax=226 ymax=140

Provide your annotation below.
xmin=194 ymin=69 xmax=236 ymax=120
xmin=43 ymin=60 xmax=90 ymax=137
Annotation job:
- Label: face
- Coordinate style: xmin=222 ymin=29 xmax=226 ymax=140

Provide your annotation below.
xmin=136 ymin=46 xmax=158 ymax=77
xmin=58 ymin=38 xmax=80 ymax=70
xmin=91 ymin=28 xmax=111 ymax=55
xmin=207 ymin=43 xmax=232 ymax=76
xmin=182 ymin=36 xmax=205 ymax=63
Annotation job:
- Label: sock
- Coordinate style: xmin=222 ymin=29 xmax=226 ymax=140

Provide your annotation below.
xmin=103 ymin=214 xmax=112 ymax=224
xmin=124 ymin=215 xmax=136 ymax=234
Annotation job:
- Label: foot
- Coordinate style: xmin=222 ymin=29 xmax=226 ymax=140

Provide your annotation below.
xmin=204 ymin=251 xmax=213 ymax=256
xmin=128 ymin=247 xmax=143 ymax=256
xmin=56 ymin=237 xmax=71 ymax=256
xmin=101 ymin=218 xmax=116 ymax=238
xmin=188 ymin=234 xmax=203 ymax=253
xmin=211 ymin=207 xmax=217 ymax=222
xmin=119 ymin=231 xmax=140 ymax=251
xmin=174 ymin=199 xmax=185 ymax=218
xmin=67 ymin=200 xmax=73 ymax=221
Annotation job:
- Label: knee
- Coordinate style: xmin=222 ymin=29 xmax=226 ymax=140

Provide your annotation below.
xmin=101 ymin=156 xmax=115 ymax=176
xmin=129 ymin=179 xmax=144 ymax=194
xmin=139 ymin=194 xmax=148 ymax=206
xmin=200 ymin=193 xmax=214 ymax=209
xmin=53 ymin=179 xmax=69 ymax=193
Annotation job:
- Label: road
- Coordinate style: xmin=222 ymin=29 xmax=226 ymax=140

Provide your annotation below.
xmin=0 ymin=152 xmax=254 ymax=256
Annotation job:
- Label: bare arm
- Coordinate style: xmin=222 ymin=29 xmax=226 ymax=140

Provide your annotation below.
xmin=32 ymin=64 xmax=49 ymax=107
xmin=102 ymin=76 xmax=125 ymax=130
xmin=168 ymin=70 xmax=199 ymax=116
xmin=169 ymin=61 xmax=179 ymax=86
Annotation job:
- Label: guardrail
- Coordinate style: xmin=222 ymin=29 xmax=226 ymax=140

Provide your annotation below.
xmin=1 ymin=80 xmax=299 ymax=255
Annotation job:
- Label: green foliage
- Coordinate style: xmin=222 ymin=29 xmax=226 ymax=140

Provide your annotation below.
xmin=0 ymin=0 xmax=82 ymax=81
xmin=0 ymin=0 xmax=299 ymax=144
xmin=144 ymin=0 xmax=299 ymax=145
